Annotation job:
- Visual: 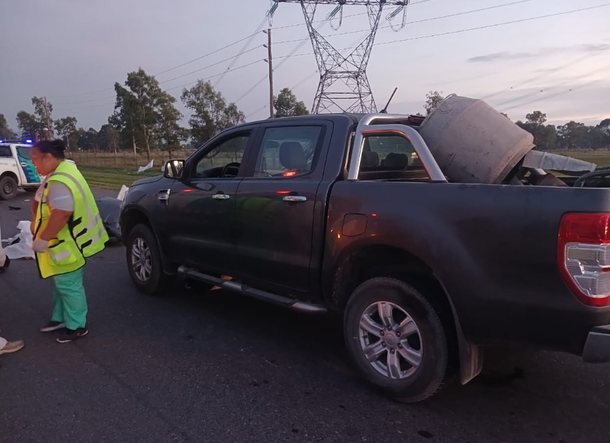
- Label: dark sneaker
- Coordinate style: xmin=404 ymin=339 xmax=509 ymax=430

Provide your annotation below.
xmin=40 ymin=321 xmax=66 ymax=333
xmin=0 ymin=340 xmax=24 ymax=355
xmin=0 ymin=256 xmax=10 ymax=273
xmin=56 ymin=328 xmax=88 ymax=344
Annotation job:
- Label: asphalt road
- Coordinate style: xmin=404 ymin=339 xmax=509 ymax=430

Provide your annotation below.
xmin=1 ymin=190 xmax=609 ymax=443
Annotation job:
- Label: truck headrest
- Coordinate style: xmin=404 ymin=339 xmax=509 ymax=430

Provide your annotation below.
xmin=381 ymin=153 xmax=409 ymax=170
xmin=280 ymin=142 xmax=306 ymax=170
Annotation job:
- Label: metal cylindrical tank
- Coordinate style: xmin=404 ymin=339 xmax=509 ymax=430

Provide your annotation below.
xmin=418 ymin=94 xmax=535 ymax=184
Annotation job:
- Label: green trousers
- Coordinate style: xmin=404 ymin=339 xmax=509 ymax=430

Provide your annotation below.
xmin=50 ymin=268 xmax=88 ymax=330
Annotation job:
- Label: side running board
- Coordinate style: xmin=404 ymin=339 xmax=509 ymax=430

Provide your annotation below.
xmin=177 ymin=266 xmax=327 ymax=314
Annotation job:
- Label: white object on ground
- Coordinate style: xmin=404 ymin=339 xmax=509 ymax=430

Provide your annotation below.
xmin=3 ymin=221 xmax=35 ymax=260
xmin=117 ymin=185 xmax=129 ymax=201
xmin=137 ymin=159 xmax=154 ymax=173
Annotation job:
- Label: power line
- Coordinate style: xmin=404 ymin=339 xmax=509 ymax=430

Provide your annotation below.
xmin=214 ymin=16 xmax=268 ymax=87
xmin=165 ymin=60 xmax=263 ymax=92
xmin=48 ymin=19 xmax=267 ymax=99
xmin=496 ymin=64 xmax=610 ymax=110
xmin=501 ymin=75 xmax=609 ymax=113
xmin=232 ymin=18 xmax=331 ymax=105
xmin=246 ymin=2 xmax=608 ymax=116
xmin=480 ymin=50 xmax=609 ymax=101
xmin=375 ymin=3 xmax=610 ymax=46
xmin=270 ymin=0 xmax=434 ymax=30
xmin=223 ymin=0 xmax=437 ymax=106
xmin=154 ymin=33 xmax=261 ymax=78
xmin=274 ymin=0 xmax=537 ymax=45
xmin=235 ymin=0 xmax=405 ymax=106
xmin=46 ymin=0 xmax=435 ymax=101
xmin=239 ymin=0 xmax=441 ymax=111
xmin=55 ymin=60 xmax=264 ymax=112
xmin=271 ymin=4 xmax=610 ymax=61
xmin=54 ymin=48 xmax=264 ymax=106
xmin=159 ymin=47 xmax=262 ymax=85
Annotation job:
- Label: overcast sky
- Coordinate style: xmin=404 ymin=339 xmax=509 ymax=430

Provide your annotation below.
xmin=1 ymin=0 xmax=608 ymax=132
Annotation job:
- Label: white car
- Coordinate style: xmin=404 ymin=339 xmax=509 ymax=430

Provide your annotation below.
xmin=0 ymin=140 xmax=42 ymax=200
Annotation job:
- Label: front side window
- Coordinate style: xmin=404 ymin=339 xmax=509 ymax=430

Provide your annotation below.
xmin=253 ymin=126 xmax=322 ymax=178
xmin=359 ymin=135 xmax=430 ymax=181
xmin=0 ymin=146 xmax=11 ymax=157
xmin=193 ymin=134 xmax=250 ymax=179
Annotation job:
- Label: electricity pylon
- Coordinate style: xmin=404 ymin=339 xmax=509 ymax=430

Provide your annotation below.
xmin=274 ymin=0 xmax=409 ymax=114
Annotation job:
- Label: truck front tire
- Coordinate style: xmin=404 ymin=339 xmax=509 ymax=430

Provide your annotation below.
xmin=0 ymin=175 xmax=18 ymax=200
xmin=126 ymin=224 xmax=174 ymax=296
xmin=344 ymin=277 xmax=450 ymax=403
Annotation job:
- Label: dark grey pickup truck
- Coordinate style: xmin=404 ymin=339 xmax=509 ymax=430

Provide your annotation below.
xmin=119 ymin=102 xmax=610 ymax=402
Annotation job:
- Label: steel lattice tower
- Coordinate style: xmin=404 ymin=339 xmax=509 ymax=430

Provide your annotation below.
xmin=276 ymin=0 xmax=408 ymax=114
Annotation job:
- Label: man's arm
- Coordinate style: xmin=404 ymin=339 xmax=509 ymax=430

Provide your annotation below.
xmin=32 ymin=182 xmax=75 ymax=252
xmin=38 ymin=209 xmax=73 ymax=241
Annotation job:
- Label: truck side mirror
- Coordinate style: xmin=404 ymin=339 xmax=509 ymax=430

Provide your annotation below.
xmin=163 ymin=159 xmax=185 ymax=180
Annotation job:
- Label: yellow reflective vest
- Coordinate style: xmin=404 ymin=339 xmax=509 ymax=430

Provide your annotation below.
xmin=35 ymin=161 xmax=109 ymax=279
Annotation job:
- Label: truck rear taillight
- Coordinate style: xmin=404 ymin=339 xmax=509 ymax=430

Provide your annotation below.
xmin=559 ymin=213 xmax=610 ymax=306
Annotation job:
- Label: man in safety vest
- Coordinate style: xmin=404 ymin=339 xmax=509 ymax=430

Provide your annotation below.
xmin=31 ymin=139 xmax=109 ymax=343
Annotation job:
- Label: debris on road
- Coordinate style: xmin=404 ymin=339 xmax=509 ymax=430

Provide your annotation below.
xmin=3 ymin=221 xmax=34 ymax=260
xmin=96 ymin=197 xmax=122 ymax=240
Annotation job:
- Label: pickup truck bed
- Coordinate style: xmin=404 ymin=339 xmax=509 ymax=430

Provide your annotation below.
xmin=326 ymin=181 xmax=610 ymax=354
xmin=120 ymin=110 xmax=610 ymax=402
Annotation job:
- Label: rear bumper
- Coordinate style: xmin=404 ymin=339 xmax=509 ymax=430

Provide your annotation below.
xmin=582 ymin=325 xmax=610 ymax=363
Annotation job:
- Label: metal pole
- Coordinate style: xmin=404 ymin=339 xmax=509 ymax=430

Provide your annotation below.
xmin=267 ymin=28 xmax=274 ymax=119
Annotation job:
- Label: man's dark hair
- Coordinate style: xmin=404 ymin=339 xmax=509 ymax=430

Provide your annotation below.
xmin=34 ymin=139 xmax=66 ymax=160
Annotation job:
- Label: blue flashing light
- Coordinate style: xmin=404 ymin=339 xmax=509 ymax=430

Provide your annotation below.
xmin=0 ymin=140 xmax=3 ymax=143
xmin=25 ymin=139 xmax=33 ymax=144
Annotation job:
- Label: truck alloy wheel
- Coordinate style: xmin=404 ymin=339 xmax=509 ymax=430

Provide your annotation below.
xmin=358 ymin=301 xmax=423 ymax=380
xmin=0 ymin=176 xmax=18 ymax=200
xmin=131 ymin=238 xmax=152 ymax=283
xmin=126 ymin=224 xmax=174 ymax=295
xmin=344 ymin=277 xmax=450 ymax=402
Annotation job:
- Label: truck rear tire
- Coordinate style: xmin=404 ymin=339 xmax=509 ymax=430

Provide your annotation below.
xmin=0 ymin=175 xmax=18 ymax=200
xmin=344 ymin=277 xmax=449 ymax=403
xmin=126 ymin=224 xmax=174 ymax=296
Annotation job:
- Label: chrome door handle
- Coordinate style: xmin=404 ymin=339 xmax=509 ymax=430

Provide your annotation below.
xmin=283 ymin=195 xmax=307 ymax=202
xmin=212 ymin=193 xmax=230 ymax=200
xmin=158 ymin=189 xmax=171 ymax=203
xmin=20 ymin=162 xmax=28 ymax=167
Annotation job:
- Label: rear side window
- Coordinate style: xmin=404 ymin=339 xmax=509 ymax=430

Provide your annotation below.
xmin=0 ymin=146 xmax=11 ymax=157
xmin=253 ymin=126 xmax=322 ymax=178
xmin=359 ymin=135 xmax=430 ymax=181
xmin=17 ymin=146 xmax=32 ymax=160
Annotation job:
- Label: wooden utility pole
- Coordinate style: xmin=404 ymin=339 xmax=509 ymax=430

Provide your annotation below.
xmin=267 ymin=28 xmax=274 ymax=119
xmin=43 ymin=96 xmax=52 ymax=140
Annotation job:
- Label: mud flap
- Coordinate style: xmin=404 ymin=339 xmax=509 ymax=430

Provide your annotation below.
xmin=459 ymin=337 xmax=484 ymax=385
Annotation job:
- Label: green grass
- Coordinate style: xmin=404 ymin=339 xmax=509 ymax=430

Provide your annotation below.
xmin=79 ymin=166 xmax=160 ymax=191
xmin=558 ymin=151 xmax=610 ymax=167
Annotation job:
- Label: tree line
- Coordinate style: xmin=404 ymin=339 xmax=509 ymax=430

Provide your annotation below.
xmin=424 ymin=90 xmax=610 ymax=151
xmin=0 ymin=68 xmax=309 ymax=159
xmin=3 ymin=84 xmax=607 ymax=155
